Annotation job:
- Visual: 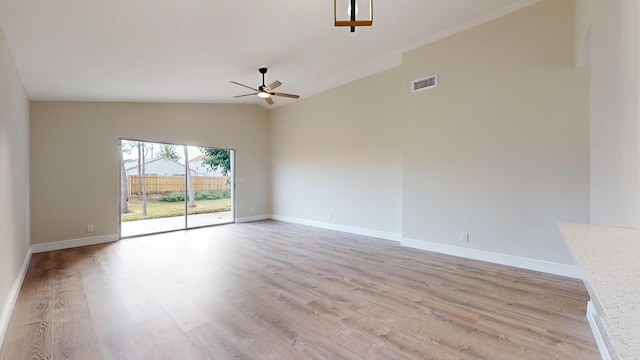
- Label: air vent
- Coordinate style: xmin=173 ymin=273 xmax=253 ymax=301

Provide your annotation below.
xmin=412 ymin=74 xmax=437 ymax=92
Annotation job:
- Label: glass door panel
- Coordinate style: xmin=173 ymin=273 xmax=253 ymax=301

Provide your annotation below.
xmin=120 ymin=140 xmax=186 ymax=237
xmin=186 ymin=147 xmax=234 ymax=229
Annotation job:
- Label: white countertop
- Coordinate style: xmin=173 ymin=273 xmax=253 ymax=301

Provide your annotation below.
xmin=559 ymin=223 xmax=640 ymax=360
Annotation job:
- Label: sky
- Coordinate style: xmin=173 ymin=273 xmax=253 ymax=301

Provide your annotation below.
xmin=121 ymin=140 xmax=203 ymax=163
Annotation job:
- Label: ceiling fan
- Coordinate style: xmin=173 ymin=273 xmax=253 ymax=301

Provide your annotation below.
xmin=231 ymin=68 xmax=300 ymax=105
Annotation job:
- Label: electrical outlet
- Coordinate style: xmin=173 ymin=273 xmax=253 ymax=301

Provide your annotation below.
xmin=460 ymin=232 xmax=469 ymax=242
xmin=87 ymin=224 xmax=95 ymax=233
xmin=328 ymin=213 xmax=332 ymax=220
xmin=250 ymin=207 xmax=255 ymax=213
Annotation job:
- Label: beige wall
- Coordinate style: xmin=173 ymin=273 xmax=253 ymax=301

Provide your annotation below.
xmin=270 ymin=0 xmax=590 ymax=266
xmin=590 ymin=0 xmax=640 ymax=228
xmin=30 ymin=102 xmax=269 ymax=244
xmin=0 ymin=28 xmax=30 ymax=342
xmin=269 ymin=68 xmax=402 ymax=236
xmin=401 ymin=0 xmax=589 ymax=264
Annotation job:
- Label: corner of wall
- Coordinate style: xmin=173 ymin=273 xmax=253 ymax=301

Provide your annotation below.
xmin=575 ymin=0 xmax=593 ymax=66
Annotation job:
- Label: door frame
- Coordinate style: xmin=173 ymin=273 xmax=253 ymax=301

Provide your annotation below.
xmin=117 ymin=138 xmax=236 ymax=239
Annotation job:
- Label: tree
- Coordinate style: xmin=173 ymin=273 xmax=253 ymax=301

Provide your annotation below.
xmin=119 ymin=143 xmax=131 ymax=214
xmin=199 ymin=147 xmax=231 ymax=176
xmin=137 ymin=143 xmax=143 ymax=196
xmin=184 ymin=146 xmax=196 ymax=208
xmin=159 ymin=144 xmax=180 ymax=162
xmin=119 ymin=140 xmax=139 ymax=214
xmin=140 ymin=142 xmax=148 ymax=216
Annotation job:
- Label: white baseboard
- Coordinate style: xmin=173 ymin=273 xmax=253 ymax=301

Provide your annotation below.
xmin=269 ymin=216 xmax=577 ymax=278
xmin=401 ymin=237 xmax=581 ymax=279
xmin=0 ymin=247 xmax=32 ymax=350
xmin=30 ymin=233 xmax=119 ymax=254
xmin=271 ymin=215 xmax=402 ymax=242
xmin=236 ymin=214 xmax=271 ymax=223
xmin=586 ymin=301 xmax=613 ymax=360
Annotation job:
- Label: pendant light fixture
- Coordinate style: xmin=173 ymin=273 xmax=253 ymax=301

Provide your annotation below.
xmin=334 ymin=0 xmax=373 ymax=33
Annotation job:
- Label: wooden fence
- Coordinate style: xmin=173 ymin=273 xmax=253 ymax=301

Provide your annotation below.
xmin=128 ymin=175 xmax=230 ymax=195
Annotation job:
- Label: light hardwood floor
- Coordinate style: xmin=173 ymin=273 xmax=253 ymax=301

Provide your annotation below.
xmin=0 ymin=220 xmax=599 ymax=359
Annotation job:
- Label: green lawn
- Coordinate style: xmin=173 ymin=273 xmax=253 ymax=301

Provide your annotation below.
xmin=121 ymin=198 xmax=231 ymax=222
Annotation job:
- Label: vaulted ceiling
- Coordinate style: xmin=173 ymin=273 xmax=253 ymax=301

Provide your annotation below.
xmin=0 ymin=0 xmax=538 ymax=106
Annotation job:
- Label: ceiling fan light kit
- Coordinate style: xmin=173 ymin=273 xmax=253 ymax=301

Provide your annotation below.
xmin=334 ymin=0 xmax=373 ymax=33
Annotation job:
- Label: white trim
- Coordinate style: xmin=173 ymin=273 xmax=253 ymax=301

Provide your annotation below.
xmin=0 ymin=248 xmax=32 ymax=350
xmin=586 ymin=301 xmax=613 ymax=360
xmin=30 ymin=234 xmax=118 ymax=254
xmin=236 ymin=214 xmax=272 ymax=223
xmin=272 ymin=215 xmax=402 ymax=242
xmin=401 ymin=237 xmax=581 ymax=279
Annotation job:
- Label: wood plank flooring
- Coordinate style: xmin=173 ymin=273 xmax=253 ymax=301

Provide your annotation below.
xmin=0 ymin=220 xmax=599 ymax=359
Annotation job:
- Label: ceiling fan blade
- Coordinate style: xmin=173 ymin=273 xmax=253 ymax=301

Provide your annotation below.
xmin=233 ymin=93 xmax=258 ymax=98
xmin=272 ymin=92 xmax=300 ymax=99
xmin=266 ymin=81 xmax=282 ymax=91
xmin=265 ymin=97 xmax=274 ymax=105
xmin=230 ymin=81 xmax=258 ymax=92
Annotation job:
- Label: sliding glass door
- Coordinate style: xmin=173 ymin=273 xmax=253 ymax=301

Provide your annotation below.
xmin=119 ymin=139 xmax=234 ymax=238
xmin=185 ymin=146 xmax=234 ymax=229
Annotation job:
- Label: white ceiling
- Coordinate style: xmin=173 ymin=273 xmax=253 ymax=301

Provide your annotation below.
xmin=0 ymin=0 xmax=537 ymax=107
